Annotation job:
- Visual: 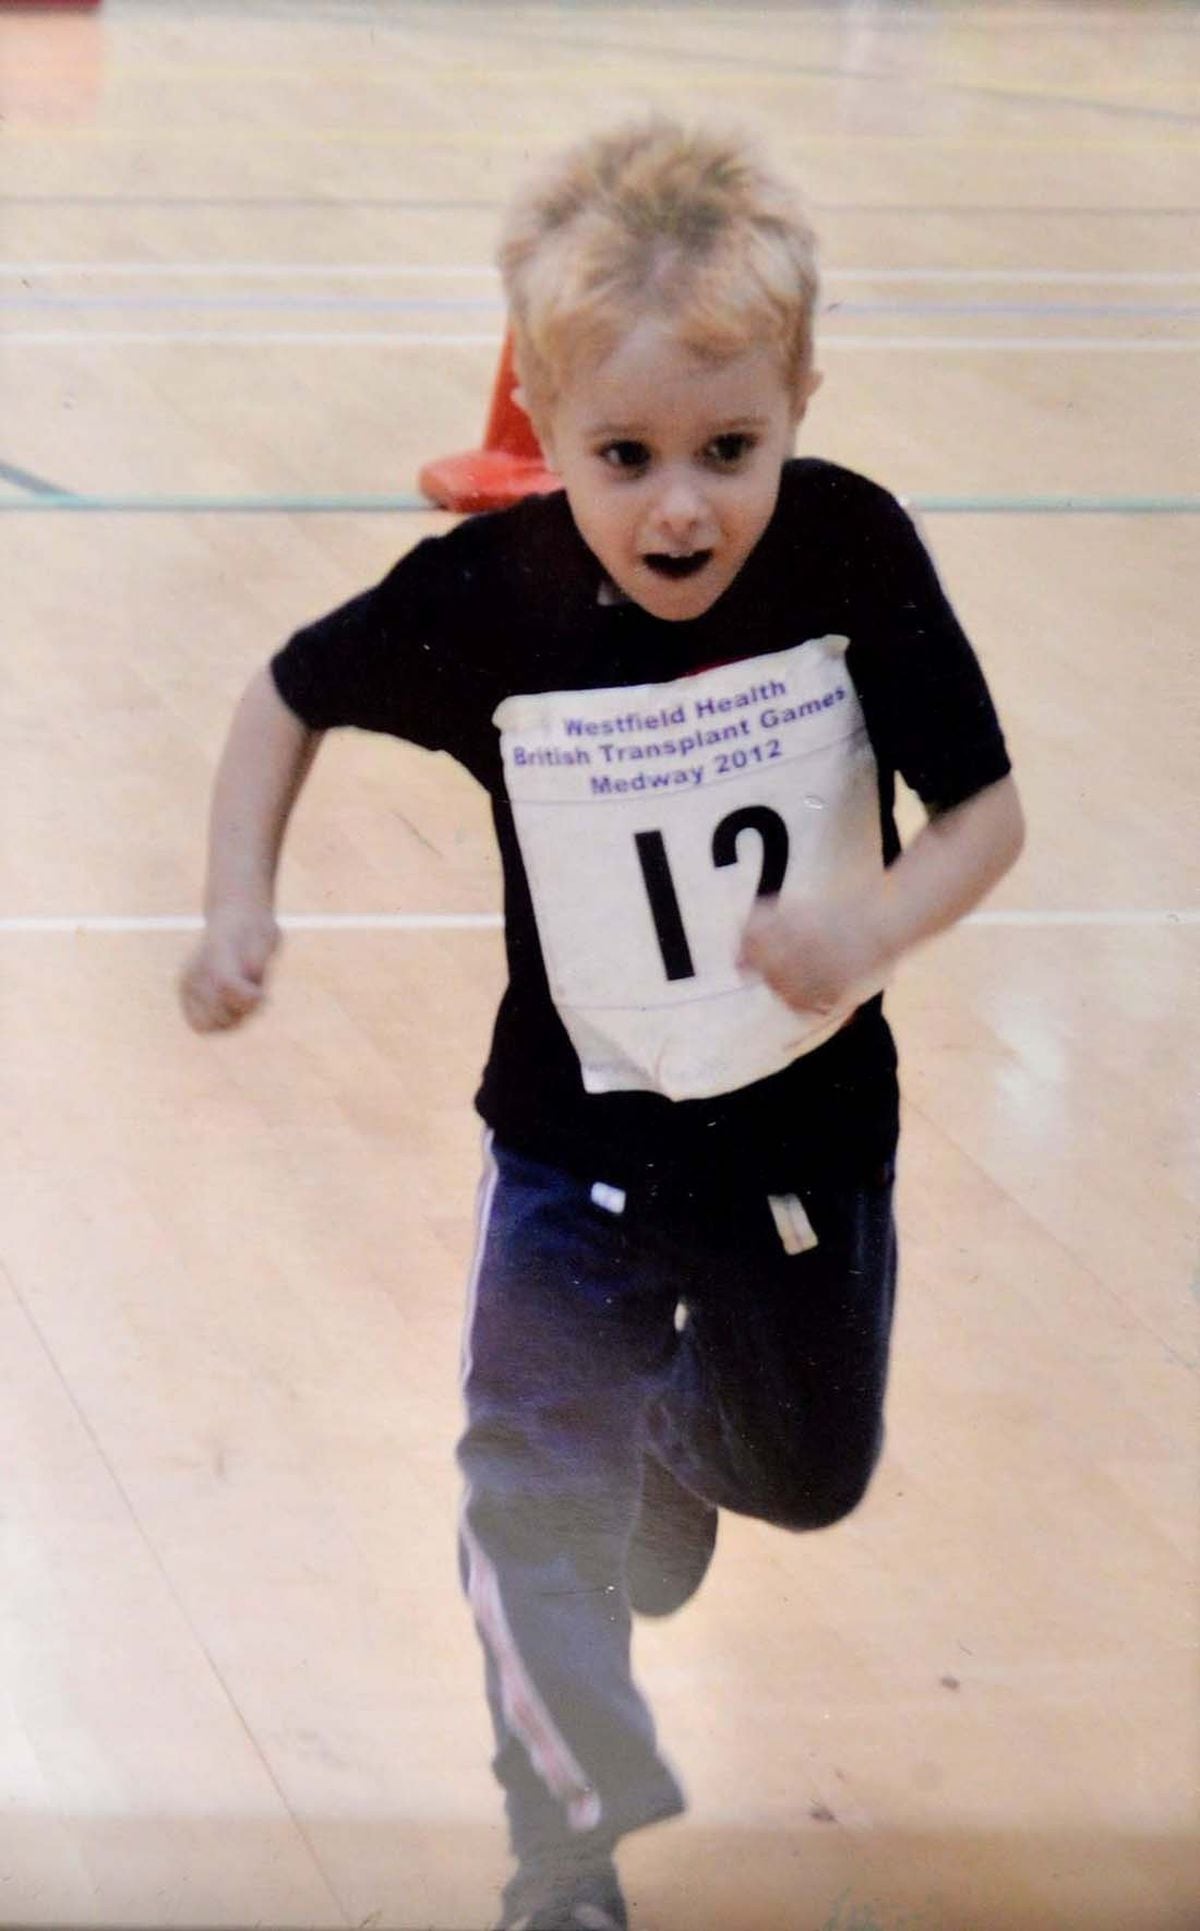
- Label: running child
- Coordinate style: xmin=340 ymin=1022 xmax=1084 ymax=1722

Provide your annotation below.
xmin=180 ymin=118 xmax=1025 ymax=1931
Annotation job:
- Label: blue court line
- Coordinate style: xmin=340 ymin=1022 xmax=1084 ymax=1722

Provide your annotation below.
xmin=0 ymin=456 xmax=72 ymax=498
xmin=1 ymin=494 xmax=1196 ymax=516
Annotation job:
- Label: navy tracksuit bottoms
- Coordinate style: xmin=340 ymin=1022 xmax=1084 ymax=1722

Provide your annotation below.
xmin=457 ymin=1136 xmax=898 ymax=1865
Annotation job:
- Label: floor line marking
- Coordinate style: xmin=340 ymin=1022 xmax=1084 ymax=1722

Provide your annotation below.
xmin=7 ymin=126 xmax=1197 ymax=150
xmin=4 ymin=295 xmax=1198 ymax=322
xmin=0 ymin=331 xmax=499 ymax=347
xmin=1 ymin=194 xmax=506 ymax=211
xmin=85 ymin=53 xmax=1200 ymax=125
xmin=966 ymin=911 xmax=1200 ymax=927
xmin=0 ymin=263 xmax=501 ymax=280
xmin=0 ymin=912 xmax=1195 ymax=936
xmin=3 ymin=265 xmax=1198 ymax=286
xmin=0 ymin=914 xmax=501 ymax=935
xmin=0 ymin=295 xmax=508 ymax=315
xmin=4 ymin=197 xmax=1197 ymax=217
xmin=1 ymin=332 xmax=1196 ymax=350
xmin=825 ymin=269 xmax=1200 ymax=286
xmin=1 ymin=494 xmax=1197 ymax=517
xmin=439 ymin=16 xmax=1200 ymax=127
xmin=218 ymin=7 xmax=1195 ymax=131
xmin=0 ymin=456 xmax=72 ymax=498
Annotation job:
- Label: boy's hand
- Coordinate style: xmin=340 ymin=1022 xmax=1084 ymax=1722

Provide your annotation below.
xmin=179 ymin=905 xmax=280 ymax=1033
xmin=736 ymin=778 xmax=1026 ymax=1016
xmin=737 ymin=893 xmax=890 ymax=1017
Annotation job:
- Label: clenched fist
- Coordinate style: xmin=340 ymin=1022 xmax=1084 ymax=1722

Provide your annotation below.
xmin=737 ymin=893 xmax=891 ymax=1017
xmin=179 ymin=904 xmax=280 ymax=1033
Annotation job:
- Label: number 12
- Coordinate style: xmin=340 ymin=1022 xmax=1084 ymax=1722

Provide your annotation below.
xmin=633 ymin=806 xmax=790 ymax=982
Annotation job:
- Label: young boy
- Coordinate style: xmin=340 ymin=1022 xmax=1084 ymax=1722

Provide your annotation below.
xmin=181 ymin=120 xmax=1024 ymax=1931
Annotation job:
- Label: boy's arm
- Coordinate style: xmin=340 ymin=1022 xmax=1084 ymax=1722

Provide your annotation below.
xmin=739 ymin=774 xmax=1026 ymax=1016
xmin=180 ymin=666 xmax=322 ymax=1033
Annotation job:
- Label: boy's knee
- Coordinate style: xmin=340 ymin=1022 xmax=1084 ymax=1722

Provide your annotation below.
xmin=770 ymin=1468 xmax=873 ymax=1533
xmin=749 ymin=1434 xmax=882 ymax=1533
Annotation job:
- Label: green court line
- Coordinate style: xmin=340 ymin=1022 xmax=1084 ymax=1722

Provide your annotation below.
xmin=1 ymin=492 xmax=1197 ymax=515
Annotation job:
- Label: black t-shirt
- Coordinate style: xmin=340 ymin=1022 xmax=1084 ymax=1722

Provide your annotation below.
xmin=271 ymin=458 xmax=1011 ymax=1195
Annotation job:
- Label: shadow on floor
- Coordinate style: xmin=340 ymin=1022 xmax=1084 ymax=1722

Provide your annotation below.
xmin=1 ymin=1813 xmax=1197 ymax=1930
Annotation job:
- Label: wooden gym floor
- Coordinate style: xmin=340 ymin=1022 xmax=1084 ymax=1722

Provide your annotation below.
xmin=0 ymin=2 xmax=1197 ymax=1926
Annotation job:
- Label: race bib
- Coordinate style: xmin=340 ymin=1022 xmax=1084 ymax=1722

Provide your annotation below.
xmin=494 ymin=637 xmax=885 ymax=1101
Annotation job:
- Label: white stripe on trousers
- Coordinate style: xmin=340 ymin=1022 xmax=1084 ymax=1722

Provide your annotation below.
xmin=457 ymin=1133 xmax=604 ymax=1833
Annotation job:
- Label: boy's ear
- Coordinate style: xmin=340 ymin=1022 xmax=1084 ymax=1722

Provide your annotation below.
xmin=511 ymin=375 xmax=558 ymax=469
xmin=794 ymin=366 xmax=823 ymax=421
xmin=523 ymin=399 xmax=558 ymax=470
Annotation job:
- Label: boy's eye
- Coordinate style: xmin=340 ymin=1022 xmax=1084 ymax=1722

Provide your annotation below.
xmin=705 ymin=432 xmax=757 ymax=468
xmin=598 ymin=440 xmax=651 ymax=473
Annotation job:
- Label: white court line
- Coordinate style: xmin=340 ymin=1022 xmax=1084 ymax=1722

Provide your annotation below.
xmin=0 ymin=331 xmax=499 ymax=347
xmin=2 ymin=332 xmax=1198 ymax=350
xmin=827 ymin=270 xmax=1200 ymax=286
xmin=966 ymin=910 xmax=1200 ymax=927
xmin=7 ymin=298 xmax=1197 ymax=322
xmin=0 ymin=263 xmax=501 ymax=279
xmin=0 ymin=914 xmax=502 ymax=933
xmin=2 ymin=264 xmax=1198 ymax=284
xmin=0 ymin=912 xmax=1195 ymax=935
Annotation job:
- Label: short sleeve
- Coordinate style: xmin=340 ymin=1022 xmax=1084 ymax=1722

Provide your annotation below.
xmin=846 ymin=491 xmax=1012 ymax=814
xmin=270 ymin=532 xmax=469 ymax=753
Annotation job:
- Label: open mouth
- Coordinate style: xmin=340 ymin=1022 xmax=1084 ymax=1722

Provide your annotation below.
xmin=643 ymin=551 xmax=713 ymax=580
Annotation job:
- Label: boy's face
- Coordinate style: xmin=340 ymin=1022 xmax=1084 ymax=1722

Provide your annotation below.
xmin=539 ymin=317 xmax=816 ymax=623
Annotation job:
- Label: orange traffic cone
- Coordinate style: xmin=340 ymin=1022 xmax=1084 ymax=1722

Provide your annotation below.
xmin=419 ymin=332 xmax=562 ymax=513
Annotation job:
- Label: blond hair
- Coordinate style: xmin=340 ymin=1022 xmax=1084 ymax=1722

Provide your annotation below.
xmin=498 ymin=118 xmax=820 ymax=428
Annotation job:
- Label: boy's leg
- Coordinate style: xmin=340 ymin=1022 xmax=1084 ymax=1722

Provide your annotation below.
xmin=646 ymin=1165 xmax=898 ymax=1532
xmin=457 ymin=1141 xmax=686 ymax=1886
xmin=624 ymin=1447 xmax=719 ymax=1618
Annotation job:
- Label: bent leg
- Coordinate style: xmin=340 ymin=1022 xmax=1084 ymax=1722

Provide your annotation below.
xmin=647 ymin=1166 xmax=898 ymax=1532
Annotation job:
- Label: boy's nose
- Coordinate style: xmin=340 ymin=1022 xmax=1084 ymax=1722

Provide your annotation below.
xmin=649 ymin=476 xmax=709 ymax=547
